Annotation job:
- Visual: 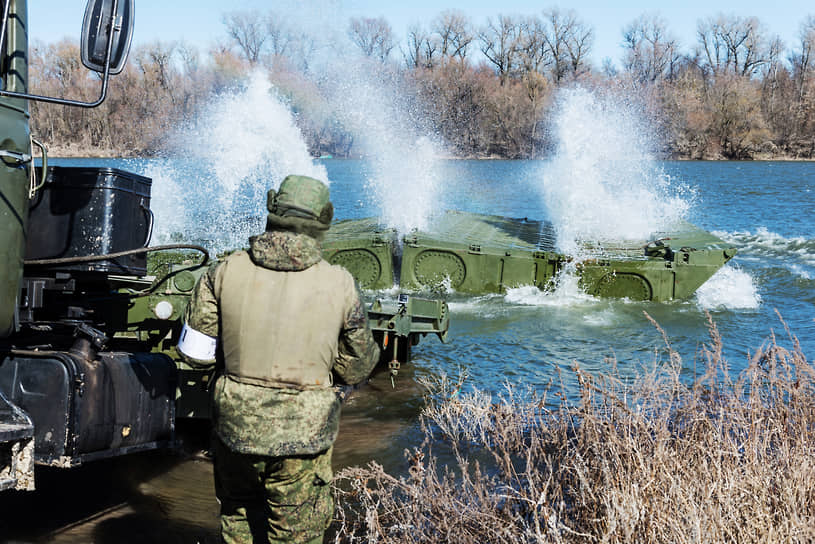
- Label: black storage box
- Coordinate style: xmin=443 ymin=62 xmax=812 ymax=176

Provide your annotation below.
xmin=25 ymin=167 xmax=153 ymax=275
xmin=0 ymin=351 xmax=176 ymax=465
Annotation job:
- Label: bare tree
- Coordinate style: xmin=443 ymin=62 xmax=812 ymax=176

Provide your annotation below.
xmin=266 ymin=13 xmax=294 ymax=58
xmin=790 ymin=15 xmax=815 ymax=99
xmin=778 ymin=16 xmax=815 ymax=156
xmin=478 ymin=15 xmax=524 ymax=83
xmin=176 ymin=41 xmax=200 ymax=77
xmin=565 ymin=18 xmax=593 ymax=76
xmin=515 ymin=16 xmax=550 ymax=75
xmin=49 ymin=39 xmax=83 ymax=89
xmin=134 ymin=41 xmax=177 ymax=93
xmin=538 ymin=9 xmax=593 ymax=84
xmin=623 ymin=14 xmax=680 ymax=83
xmin=404 ymin=24 xmax=427 ymax=68
xmin=222 ymin=10 xmax=267 ymax=65
xmin=432 ymin=10 xmax=473 ymax=61
xmin=404 ymin=23 xmax=439 ymax=68
xmin=300 ymin=32 xmax=321 ymax=72
xmin=708 ymin=73 xmax=769 ymax=158
xmin=348 ymin=16 xmax=395 ymax=62
xmin=696 ymin=14 xmax=769 ymax=77
xmin=477 ymin=15 xmax=553 ymax=146
xmin=760 ymin=36 xmax=785 ymax=119
xmin=423 ymin=31 xmax=439 ymax=67
xmin=602 ymin=57 xmax=619 ymax=78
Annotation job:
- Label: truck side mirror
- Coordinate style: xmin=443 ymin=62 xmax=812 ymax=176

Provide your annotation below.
xmin=0 ymin=0 xmax=136 ymax=107
xmin=80 ymin=0 xmax=135 ymax=75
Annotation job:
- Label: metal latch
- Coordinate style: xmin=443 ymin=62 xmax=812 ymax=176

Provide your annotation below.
xmin=389 ymin=359 xmax=401 ymax=389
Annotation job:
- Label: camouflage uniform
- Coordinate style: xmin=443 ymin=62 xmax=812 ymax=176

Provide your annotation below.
xmin=179 ymin=176 xmax=380 ymax=543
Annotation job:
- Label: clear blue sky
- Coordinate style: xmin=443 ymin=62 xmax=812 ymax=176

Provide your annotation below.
xmin=30 ymin=0 xmax=813 ymax=67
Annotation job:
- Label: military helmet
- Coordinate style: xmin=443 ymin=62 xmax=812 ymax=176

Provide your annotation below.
xmin=267 ymin=175 xmax=333 ymax=225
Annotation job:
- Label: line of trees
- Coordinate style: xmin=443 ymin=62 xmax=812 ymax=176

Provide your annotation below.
xmin=29 ymin=10 xmax=815 ymax=159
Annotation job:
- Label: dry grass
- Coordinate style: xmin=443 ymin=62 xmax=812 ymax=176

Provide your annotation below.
xmin=332 ymin=313 xmax=815 ymax=543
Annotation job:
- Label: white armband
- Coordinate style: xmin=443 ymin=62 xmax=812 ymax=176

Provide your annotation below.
xmin=178 ymin=323 xmax=217 ymax=361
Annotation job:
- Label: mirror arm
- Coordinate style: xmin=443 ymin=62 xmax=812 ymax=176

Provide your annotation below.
xmin=0 ymin=78 xmax=110 ymax=108
xmin=0 ymin=0 xmax=10 ymax=64
xmin=0 ymin=0 xmax=118 ymax=108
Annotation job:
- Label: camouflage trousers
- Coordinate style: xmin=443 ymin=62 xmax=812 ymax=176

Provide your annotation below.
xmin=213 ymin=437 xmax=334 ymax=543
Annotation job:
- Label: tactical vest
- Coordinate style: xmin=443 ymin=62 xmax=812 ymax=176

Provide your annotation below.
xmin=214 ymin=251 xmax=355 ymax=389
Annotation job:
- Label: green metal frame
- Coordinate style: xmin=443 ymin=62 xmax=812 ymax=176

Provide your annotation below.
xmin=323 ymin=211 xmax=736 ymax=302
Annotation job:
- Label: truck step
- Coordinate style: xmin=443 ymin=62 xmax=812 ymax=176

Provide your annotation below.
xmin=0 ymin=422 xmax=34 ymax=442
xmin=0 ymin=476 xmax=18 ymax=491
xmin=0 ymin=392 xmax=35 ymax=492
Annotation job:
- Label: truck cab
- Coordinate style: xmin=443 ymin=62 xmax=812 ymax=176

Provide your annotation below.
xmin=0 ymin=0 xmax=169 ymax=492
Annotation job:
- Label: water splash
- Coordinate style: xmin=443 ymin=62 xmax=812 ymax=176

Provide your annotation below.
xmin=695 ymin=265 xmax=761 ymax=310
xmin=184 ymin=71 xmax=326 ymax=190
xmin=149 ymin=71 xmax=326 ymax=252
xmin=504 ymin=264 xmax=597 ymax=307
xmin=788 ymin=264 xmax=813 ymax=281
xmin=540 ymin=88 xmax=693 ymax=255
xmin=142 ymin=159 xmax=186 ymax=244
xmin=323 ymin=62 xmax=445 ymax=235
xmin=152 ymin=0 xmax=444 ymax=249
xmin=254 ymin=0 xmax=447 ymax=236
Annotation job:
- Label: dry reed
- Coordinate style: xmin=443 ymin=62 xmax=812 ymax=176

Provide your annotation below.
xmin=332 ymin=312 xmax=815 ymax=543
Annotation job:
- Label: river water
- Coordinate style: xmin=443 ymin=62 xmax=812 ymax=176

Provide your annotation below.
xmin=1 ymin=158 xmax=813 ymax=542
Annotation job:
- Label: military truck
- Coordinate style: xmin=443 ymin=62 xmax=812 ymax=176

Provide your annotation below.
xmin=0 ymin=0 xmax=203 ymax=493
xmin=0 ymin=0 xmax=448 ymax=492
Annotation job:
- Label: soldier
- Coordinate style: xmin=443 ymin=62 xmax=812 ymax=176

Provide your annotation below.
xmin=178 ymin=174 xmax=380 ymax=543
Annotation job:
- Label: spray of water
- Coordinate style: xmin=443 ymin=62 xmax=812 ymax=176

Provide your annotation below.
xmin=501 ymin=86 xmax=699 ymax=306
xmin=504 ymin=267 xmax=596 ymax=307
xmin=274 ymin=0 xmax=446 ymax=234
xmin=149 ymin=71 xmax=326 ymax=252
xmin=142 ymin=160 xmax=186 ymax=244
xmin=540 ymin=87 xmax=693 ymax=255
xmin=182 ymin=71 xmax=326 ymax=192
xmin=695 ymin=265 xmax=762 ymax=310
xmin=320 ymin=60 xmax=446 ymax=235
xmin=150 ymin=0 xmax=444 ymax=248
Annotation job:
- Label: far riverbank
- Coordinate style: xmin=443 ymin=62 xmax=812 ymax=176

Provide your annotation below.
xmin=40 ymin=146 xmax=815 ymax=161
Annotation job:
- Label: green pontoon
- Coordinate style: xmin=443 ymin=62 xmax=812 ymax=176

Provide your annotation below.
xmin=323 ymin=210 xmax=737 ymax=302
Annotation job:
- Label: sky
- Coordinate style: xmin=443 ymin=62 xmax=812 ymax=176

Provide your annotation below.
xmin=29 ymin=0 xmax=813 ymax=68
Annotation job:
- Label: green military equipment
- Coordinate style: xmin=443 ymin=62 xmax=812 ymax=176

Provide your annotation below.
xmin=323 ymin=210 xmax=736 ymax=302
xmin=368 ymin=294 xmax=450 ymax=387
xmin=0 ymin=0 xmax=30 ymax=339
xmin=0 ymin=0 xmax=206 ymax=490
xmin=575 ymin=223 xmax=737 ymax=301
xmin=322 ymin=218 xmax=397 ymax=290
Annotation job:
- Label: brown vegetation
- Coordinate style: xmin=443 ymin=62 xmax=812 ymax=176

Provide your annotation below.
xmin=29 ymin=10 xmax=815 ymax=159
xmin=332 ymin=314 xmax=815 ymax=542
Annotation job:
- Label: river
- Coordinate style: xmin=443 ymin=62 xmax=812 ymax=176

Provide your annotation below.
xmin=0 ymin=158 xmax=812 ymax=542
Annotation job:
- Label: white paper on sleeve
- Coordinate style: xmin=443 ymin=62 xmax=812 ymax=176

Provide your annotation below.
xmin=177 ymin=323 xmax=217 ymax=360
